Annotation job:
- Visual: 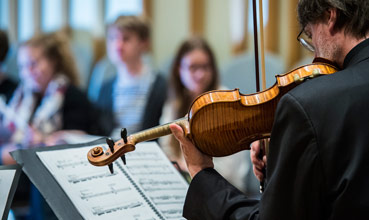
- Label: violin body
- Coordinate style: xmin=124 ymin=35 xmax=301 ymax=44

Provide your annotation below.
xmin=187 ymin=63 xmax=338 ymax=156
xmin=187 ymin=89 xmax=275 ymax=156
xmin=87 ymin=63 xmax=338 ymax=166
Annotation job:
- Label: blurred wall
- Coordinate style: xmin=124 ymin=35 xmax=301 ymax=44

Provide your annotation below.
xmin=0 ymin=0 xmax=314 ymax=86
xmin=152 ymin=0 xmax=190 ymax=72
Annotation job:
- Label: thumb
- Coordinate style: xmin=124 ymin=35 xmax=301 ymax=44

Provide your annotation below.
xmin=169 ymin=124 xmax=185 ymax=142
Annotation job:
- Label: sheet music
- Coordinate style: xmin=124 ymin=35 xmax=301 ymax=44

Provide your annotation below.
xmin=0 ymin=169 xmax=17 ymax=217
xmin=121 ymin=142 xmax=189 ymax=220
xmin=37 ymin=142 xmax=188 ymax=220
xmin=37 ymin=145 xmax=162 ymax=220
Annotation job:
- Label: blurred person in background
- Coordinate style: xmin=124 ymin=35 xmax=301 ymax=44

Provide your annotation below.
xmin=0 ymin=30 xmax=17 ymax=103
xmin=160 ymin=36 xmax=251 ymax=191
xmin=95 ymin=15 xmax=166 ymax=139
xmin=0 ymin=32 xmax=104 ymax=165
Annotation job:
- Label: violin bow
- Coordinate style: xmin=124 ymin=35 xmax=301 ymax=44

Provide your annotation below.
xmin=252 ymin=0 xmax=267 ymax=92
xmin=252 ymin=0 xmax=261 ymax=92
xmin=258 ymin=0 xmax=266 ymax=90
xmin=252 ymin=0 xmax=268 ymax=193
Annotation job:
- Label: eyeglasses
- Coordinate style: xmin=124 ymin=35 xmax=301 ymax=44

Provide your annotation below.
xmin=297 ymin=27 xmax=315 ymax=52
xmin=181 ymin=63 xmax=211 ymax=73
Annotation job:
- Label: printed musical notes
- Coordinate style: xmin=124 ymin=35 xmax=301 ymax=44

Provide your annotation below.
xmin=37 ymin=142 xmax=188 ymax=219
xmin=67 ymin=170 xmax=116 ymax=184
xmin=122 ymin=143 xmax=189 ymax=220
xmin=37 ymin=145 xmax=162 ymax=220
xmin=92 ymin=201 xmax=144 ymax=216
xmin=79 ymin=184 xmax=131 ymax=200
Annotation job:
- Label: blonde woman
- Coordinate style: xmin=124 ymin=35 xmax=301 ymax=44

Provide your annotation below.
xmin=0 ymin=32 xmax=103 ymax=164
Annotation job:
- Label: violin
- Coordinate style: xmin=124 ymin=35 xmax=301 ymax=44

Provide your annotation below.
xmin=87 ymin=61 xmax=338 ymax=168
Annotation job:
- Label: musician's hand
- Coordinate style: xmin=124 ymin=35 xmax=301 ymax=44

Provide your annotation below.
xmin=250 ymin=141 xmax=267 ymax=181
xmin=169 ymin=123 xmax=214 ymax=178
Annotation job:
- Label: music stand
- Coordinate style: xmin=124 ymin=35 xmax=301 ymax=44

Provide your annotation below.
xmin=0 ymin=164 xmax=22 ymax=220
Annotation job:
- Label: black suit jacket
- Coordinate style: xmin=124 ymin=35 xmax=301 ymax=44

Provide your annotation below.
xmin=183 ymin=39 xmax=369 ymax=220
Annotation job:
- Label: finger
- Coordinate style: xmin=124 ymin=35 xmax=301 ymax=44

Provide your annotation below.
xmin=254 ymin=168 xmax=264 ymax=180
xmin=169 ymin=124 xmax=185 ymax=141
xmin=169 ymin=124 xmax=195 ymax=150
xmin=254 ymin=162 xmax=265 ymax=171
xmin=250 ymin=142 xmax=261 ymax=161
xmin=250 ymin=150 xmax=261 ymax=163
xmin=251 ymin=152 xmax=263 ymax=164
xmin=250 ymin=141 xmax=261 ymax=154
xmin=252 ymin=161 xmax=264 ymax=172
xmin=263 ymin=155 xmax=267 ymax=166
xmin=253 ymin=166 xmax=264 ymax=181
xmin=250 ymin=150 xmax=264 ymax=168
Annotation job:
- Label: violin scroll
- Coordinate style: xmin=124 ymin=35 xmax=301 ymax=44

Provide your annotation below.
xmin=87 ymin=134 xmax=136 ymax=166
xmin=87 ymin=128 xmax=135 ymax=174
xmin=87 ymin=117 xmax=189 ymax=171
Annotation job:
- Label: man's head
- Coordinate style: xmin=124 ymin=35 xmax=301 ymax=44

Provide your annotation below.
xmin=297 ymin=0 xmax=369 ymax=66
xmin=106 ymin=16 xmax=150 ymax=66
xmin=298 ymin=0 xmax=369 ymax=38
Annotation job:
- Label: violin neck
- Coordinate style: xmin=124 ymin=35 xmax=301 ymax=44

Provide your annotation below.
xmin=129 ymin=117 xmax=188 ymax=144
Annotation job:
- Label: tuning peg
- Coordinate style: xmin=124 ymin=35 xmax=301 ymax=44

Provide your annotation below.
xmin=108 ymin=163 xmax=114 ymax=174
xmin=121 ymin=155 xmax=126 ymax=165
xmin=106 ymin=137 xmax=115 ymax=153
xmin=121 ymin=128 xmax=128 ymax=143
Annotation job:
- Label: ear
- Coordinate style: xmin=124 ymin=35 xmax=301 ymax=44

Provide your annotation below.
xmin=326 ymin=8 xmax=338 ymax=35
